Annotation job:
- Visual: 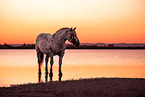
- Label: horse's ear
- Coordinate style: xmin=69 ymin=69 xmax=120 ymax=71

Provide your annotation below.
xmin=70 ymin=27 xmax=72 ymax=31
xmin=65 ymin=30 xmax=68 ymax=34
xmin=74 ymin=27 xmax=76 ymax=30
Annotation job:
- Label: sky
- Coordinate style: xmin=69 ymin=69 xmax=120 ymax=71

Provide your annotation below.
xmin=0 ymin=0 xmax=145 ymax=44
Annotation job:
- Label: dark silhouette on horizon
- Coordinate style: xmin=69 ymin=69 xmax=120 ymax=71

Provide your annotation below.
xmin=0 ymin=43 xmax=145 ymax=49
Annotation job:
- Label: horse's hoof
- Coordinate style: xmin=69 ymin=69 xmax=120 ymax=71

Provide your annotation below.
xmin=58 ymin=72 xmax=63 ymax=81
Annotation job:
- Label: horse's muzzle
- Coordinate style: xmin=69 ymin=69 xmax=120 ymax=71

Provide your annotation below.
xmin=74 ymin=40 xmax=80 ymax=47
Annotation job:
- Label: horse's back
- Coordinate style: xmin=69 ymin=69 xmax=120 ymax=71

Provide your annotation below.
xmin=35 ymin=33 xmax=51 ymax=52
xmin=36 ymin=33 xmax=51 ymax=40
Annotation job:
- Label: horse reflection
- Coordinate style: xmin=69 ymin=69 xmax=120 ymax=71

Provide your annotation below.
xmin=35 ymin=27 xmax=80 ymax=82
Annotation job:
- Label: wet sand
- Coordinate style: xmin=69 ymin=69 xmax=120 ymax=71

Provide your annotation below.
xmin=0 ymin=78 xmax=145 ymax=97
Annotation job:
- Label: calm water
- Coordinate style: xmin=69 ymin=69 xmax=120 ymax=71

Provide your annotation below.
xmin=0 ymin=49 xmax=145 ymax=86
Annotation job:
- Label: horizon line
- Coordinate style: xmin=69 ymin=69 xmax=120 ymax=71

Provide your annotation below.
xmin=1 ymin=42 xmax=145 ymax=45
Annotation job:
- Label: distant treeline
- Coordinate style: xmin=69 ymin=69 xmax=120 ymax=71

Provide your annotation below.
xmin=0 ymin=43 xmax=35 ymax=49
xmin=0 ymin=43 xmax=145 ymax=49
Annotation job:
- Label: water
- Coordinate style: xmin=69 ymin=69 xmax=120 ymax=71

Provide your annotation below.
xmin=0 ymin=49 xmax=145 ymax=86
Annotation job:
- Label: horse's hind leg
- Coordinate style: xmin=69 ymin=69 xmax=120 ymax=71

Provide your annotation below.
xmin=58 ymin=56 xmax=63 ymax=81
xmin=49 ymin=57 xmax=53 ymax=81
xmin=37 ymin=52 xmax=44 ymax=83
xmin=45 ymin=56 xmax=49 ymax=82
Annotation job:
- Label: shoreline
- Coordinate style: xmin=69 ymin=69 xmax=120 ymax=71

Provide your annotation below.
xmin=0 ymin=78 xmax=145 ymax=97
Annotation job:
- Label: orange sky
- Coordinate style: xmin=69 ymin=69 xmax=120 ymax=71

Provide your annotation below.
xmin=0 ymin=0 xmax=145 ymax=44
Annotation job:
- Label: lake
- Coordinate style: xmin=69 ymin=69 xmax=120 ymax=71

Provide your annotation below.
xmin=0 ymin=49 xmax=145 ymax=87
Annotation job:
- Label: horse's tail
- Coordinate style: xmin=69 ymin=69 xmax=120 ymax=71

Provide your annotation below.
xmin=37 ymin=51 xmax=44 ymax=67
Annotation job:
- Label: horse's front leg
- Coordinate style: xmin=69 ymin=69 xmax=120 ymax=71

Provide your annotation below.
xmin=49 ymin=57 xmax=53 ymax=81
xmin=38 ymin=63 xmax=41 ymax=83
xmin=58 ymin=56 xmax=63 ymax=81
xmin=45 ymin=56 xmax=49 ymax=83
xmin=37 ymin=52 xmax=43 ymax=83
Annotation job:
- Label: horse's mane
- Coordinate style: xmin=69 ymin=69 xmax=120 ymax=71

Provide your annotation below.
xmin=56 ymin=27 xmax=70 ymax=33
xmin=52 ymin=27 xmax=70 ymax=38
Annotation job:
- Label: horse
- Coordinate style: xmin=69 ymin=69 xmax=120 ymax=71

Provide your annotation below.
xmin=35 ymin=27 xmax=80 ymax=82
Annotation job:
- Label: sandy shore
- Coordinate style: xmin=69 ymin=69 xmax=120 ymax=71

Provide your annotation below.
xmin=0 ymin=78 xmax=145 ymax=97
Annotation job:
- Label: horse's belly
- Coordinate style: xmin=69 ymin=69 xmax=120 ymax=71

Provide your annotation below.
xmin=40 ymin=48 xmax=54 ymax=57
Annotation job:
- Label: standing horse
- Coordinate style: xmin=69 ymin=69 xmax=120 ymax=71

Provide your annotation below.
xmin=35 ymin=27 xmax=80 ymax=82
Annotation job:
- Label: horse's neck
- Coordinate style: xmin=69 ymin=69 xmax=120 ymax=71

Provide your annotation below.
xmin=53 ymin=28 xmax=69 ymax=43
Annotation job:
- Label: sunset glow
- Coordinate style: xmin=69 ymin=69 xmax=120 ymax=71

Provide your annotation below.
xmin=0 ymin=0 xmax=145 ymax=44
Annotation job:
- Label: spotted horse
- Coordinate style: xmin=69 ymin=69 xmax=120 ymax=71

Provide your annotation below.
xmin=35 ymin=27 xmax=80 ymax=82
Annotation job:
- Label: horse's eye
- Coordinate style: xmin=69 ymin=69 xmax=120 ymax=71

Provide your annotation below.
xmin=69 ymin=36 xmax=72 ymax=39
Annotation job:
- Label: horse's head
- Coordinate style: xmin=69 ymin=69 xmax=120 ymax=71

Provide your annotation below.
xmin=67 ymin=27 xmax=80 ymax=47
